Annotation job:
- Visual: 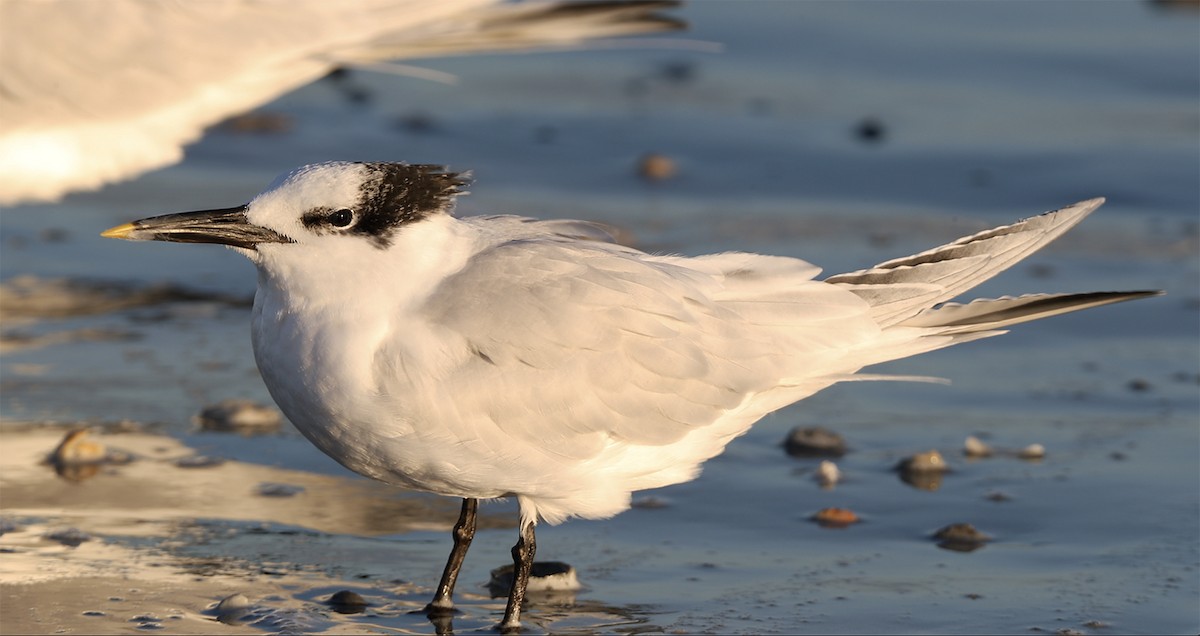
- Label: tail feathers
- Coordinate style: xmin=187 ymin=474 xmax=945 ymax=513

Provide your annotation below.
xmin=339 ymin=1 xmax=684 ymax=62
xmin=900 ymin=291 xmax=1162 ymax=334
xmin=826 ymin=198 xmax=1105 ymax=326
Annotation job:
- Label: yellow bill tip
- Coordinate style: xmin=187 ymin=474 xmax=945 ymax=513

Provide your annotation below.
xmin=100 ymin=222 xmax=135 ymax=239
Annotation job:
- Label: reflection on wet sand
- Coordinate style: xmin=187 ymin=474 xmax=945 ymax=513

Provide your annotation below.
xmin=1 ymin=424 xmax=655 ymax=634
xmin=3 ymin=424 xmax=479 ymax=536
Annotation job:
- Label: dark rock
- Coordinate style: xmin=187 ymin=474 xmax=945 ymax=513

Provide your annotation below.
xmin=783 ymin=426 xmax=847 ymax=457
xmin=933 ymin=523 xmax=991 ymax=552
xmin=327 ymin=590 xmax=367 ymax=614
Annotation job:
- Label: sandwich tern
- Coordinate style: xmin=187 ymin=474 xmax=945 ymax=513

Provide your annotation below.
xmin=102 ymin=161 xmax=1157 ymax=629
xmin=0 ymin=0 xmax=681 ymax=205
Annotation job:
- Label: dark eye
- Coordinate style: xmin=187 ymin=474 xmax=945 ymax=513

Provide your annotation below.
xmin=329 ymin=208 xmax=355 ymax=228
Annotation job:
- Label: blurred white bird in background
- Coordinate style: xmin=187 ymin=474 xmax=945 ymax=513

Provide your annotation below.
xmin=0 ymin=0 xmax=682 ymax=205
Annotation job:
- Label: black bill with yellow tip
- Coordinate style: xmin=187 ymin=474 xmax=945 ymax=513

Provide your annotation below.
xmin=101 ymin=206 xmax=293 ymax=250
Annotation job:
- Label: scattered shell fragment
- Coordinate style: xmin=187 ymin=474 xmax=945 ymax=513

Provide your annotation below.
xmin=51 ymin=429 xmax=107 ymax=464
xmin=933 ymin=523 xmax=992 ymax=552
xmin=963 ymin=436 xmax=993 ymax=458
xmin=814 ymin=460 xmax=840 ymax=488
xmin=783 ymin=426 xmax=847 ymax=457
xmin=636 ymin=152 xmax=677 ymax=181
xmin=327 ymin=590 xmax=367 ymax=614
xmin=488 ymin=561 xmax=580 ymax=598
xmin=47 ymin=429 xmax=133 ymax=482
xmin=1018 ymin=443 xmax=1046 ymax=460
xmin=195 ymin=399 xmax=282 ymax=434
xmin=812 ymin=507 xmax=859 ymax=528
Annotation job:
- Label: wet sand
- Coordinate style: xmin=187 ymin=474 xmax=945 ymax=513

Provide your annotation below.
xmin=0 ymin=427 xmax=491 ymax=634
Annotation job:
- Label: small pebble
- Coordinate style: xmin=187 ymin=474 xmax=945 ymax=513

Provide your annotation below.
xmin=814 ymin=460 xmax=840 ymax=488
xmin=40 ymin=227 xmax=70 ymax=243
xmin=488 ymin=561 xmax=579 ymax=597
xmin=327 ymin=590 xmax=367 ymax=614
xmin=394 ymin=112 xmax=439 ymax=134
xmin=217 ymin=112 xmax=292 ymax=135
xmin=812 ymin=507 xmax=859 ymax=528
xmin=215 ymin=593 xmax=249 ymax=614
xmin=1127 ymin=378 xmax=1152 ymax=392
xmin=195 ymin=399 xmax=282 ymax=434
xmin=1018 ymin=443 xmax=1046 ymax=460
xmin=44 ymin=527 xmax=90 ymax=547
xmin=657 ymin=59 xmax=697 ymax=84
xmin=933 ymin=522 xmax=991 ymax=552
xmin=82 ymin=610 xmax=106 ymax=617
xmin=854 ymin=117 xmax=886 ymax=143
xmin=631 ymin=495 xmax=671 ymax=509
xmin=215 ymin=594 xmax=251 ymax=624
xmin=636 ymin=153 xmax=677 ymax=181
xmin=897 ymin=449 xmax=949 ymax=489
xmin=898 ymin=449 xmax=948 ymax=473
xmin=963 ymin=436 xmax=992 ymax=458
xmin=174 ymin=455 xmax=225 ymax=469
xmin=783 ymin=426 xmax=847 ymax=457
xmin=256 ymin=483 xmax=304 ymax=498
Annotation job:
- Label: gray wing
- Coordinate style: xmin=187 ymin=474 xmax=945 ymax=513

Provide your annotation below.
xmin=416 ymin=239 xmax=877 ymax=460
xmin=825 ymin=199 xmax=1103 ymax=326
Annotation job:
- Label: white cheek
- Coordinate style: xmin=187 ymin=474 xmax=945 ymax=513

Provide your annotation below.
xmin=245 ymin=190 xmax=307 ymax=239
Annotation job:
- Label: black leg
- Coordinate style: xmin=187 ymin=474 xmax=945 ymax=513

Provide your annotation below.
xmin=426 ymin=497 xmax=478 ymax=614
xmin=499 ymin=520 xmax=536 ymax=632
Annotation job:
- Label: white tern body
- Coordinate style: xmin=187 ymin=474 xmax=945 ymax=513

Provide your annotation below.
xmin=104 ymin=161 xmax=1155 ymax=627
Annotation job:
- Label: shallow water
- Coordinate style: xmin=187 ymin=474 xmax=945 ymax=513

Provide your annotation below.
xmin=2 ymin=1 xmax=1198 ymax=634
